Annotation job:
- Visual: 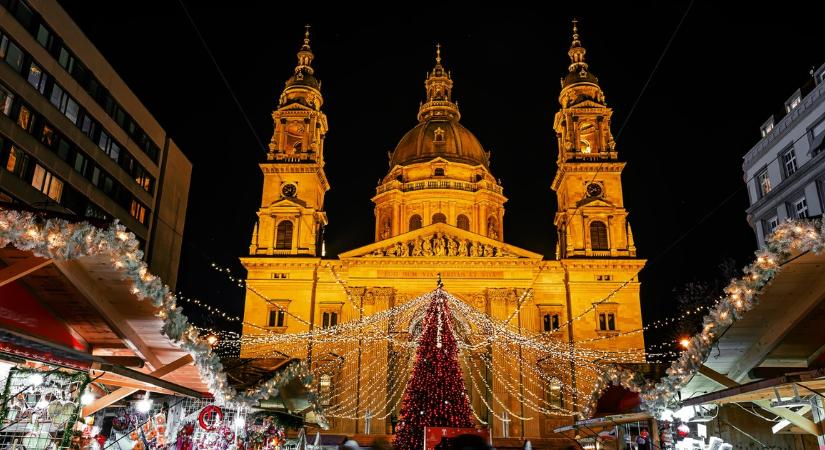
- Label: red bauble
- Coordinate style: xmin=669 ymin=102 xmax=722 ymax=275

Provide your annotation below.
xmin=677 ymin=424 xmax=690 ymax=438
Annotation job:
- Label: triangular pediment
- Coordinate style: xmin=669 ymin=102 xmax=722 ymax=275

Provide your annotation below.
xmin=338 ymin=223 xmax=543 ymax=259
xmin=570 ymin=100 xmax=606 ymax=109
xmin=267 ymin=196 xmax=308 ymax=208
xmin=575 ymin=197 xmax=615 ymax=208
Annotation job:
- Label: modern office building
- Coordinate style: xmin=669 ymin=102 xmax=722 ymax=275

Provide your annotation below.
xmin=0 ymin=0 xmax=191 ymax=288
xmin=744 ymin=63 xmax=825 ymax=247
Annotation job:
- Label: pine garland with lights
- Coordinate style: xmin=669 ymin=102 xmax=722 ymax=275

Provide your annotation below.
xmin=394 ymin=287 xmax=474 ymax=450
xmin=0 ymin=208 xmax=326 ymax=428
xmin=586 ymin=218 xmax=825 ymax=418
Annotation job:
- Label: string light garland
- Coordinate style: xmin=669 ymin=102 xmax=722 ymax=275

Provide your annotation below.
xmin=586 ymin=219 xmax=825 ymax=418
xmin=0 ymin=209 xmax=327 ymax=428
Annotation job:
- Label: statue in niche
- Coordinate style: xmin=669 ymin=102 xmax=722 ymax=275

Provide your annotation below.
xmin=447 ymin=237 xmax=458 ymax=256
xmin=470 ymin=241 xmax=480 ymax=257
xmin=380 ymin=219 xmax=391 ymax=240
xmin=458 ymin=239 xmax=468 ymax=256
xmin=412 ymin=237 xmax=423 ymax=256
xmin=399 ymin=240 xmax=409 ymax=257
xmin=422 ymin=236 xmax=433 ymax=256
xmin=434 ymin=233 xmax=446 ymax=256
xmin=487 ymin=218 xmax=499 ymax=240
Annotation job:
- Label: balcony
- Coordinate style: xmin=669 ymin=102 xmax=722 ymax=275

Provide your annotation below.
xmin=376 ymin=180 xmax=503 ymax=195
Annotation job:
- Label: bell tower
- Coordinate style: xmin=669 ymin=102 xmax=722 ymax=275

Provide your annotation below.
xmin=249 ymin=27 xmax=329 ymax=256
xmin=552 ymin=20 xmax=636 ymax=259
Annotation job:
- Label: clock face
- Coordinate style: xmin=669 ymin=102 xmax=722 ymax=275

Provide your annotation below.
xmin=586 ymin=183 xmax=603 ymax=198
xmin=281 ymin=183 xmax=297 ymax=198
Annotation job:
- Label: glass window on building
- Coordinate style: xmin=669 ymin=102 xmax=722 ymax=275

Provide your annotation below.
xmin=758 ymin=170 xmax=772 ymax=196
xmin=130 ymin=199 xmax=147 ymax=224
xmin=26 ymin=62 xmax=48 ymax=94
xmin=1 ymin=37 xmax=25 ymax=72
xmin=793 ymin=197 xmax=808 ymax=218
xmin=31 ymin=164 xmax=63 ymax=202
xmin=5 ymin=146 xmax=29 ymax=176
xmin=268 ymin=308 xmax=286 ymax=327
xmin=322 ymin=311 xmax=338 ymax=329
xmin=0 ymin=84 xmax=14 ymax=116
xmin=16 ymin=104 xmax=33 ymax=131
xmin=766 ymin=216 xmax=778 ymax=235
xmin=598 ymin=312 xmax=617 ymax=331
xmin=786 ymin=97 xmax=801 ymax=112
xmin=782 ymin=149 xmax=797 ymax=177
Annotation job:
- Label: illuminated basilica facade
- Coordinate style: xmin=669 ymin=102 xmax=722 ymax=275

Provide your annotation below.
xmin=241 ymin=25 xmax=645 ymax=439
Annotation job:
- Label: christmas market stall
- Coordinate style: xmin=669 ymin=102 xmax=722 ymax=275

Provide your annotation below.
xmin=0 ymin=207 xmax=323 ymax=448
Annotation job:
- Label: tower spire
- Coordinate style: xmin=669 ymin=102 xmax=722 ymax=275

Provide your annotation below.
xmin=418 ymin=44 xmax=460 ymax=121
xmin=568 ymin=18 xmax=588 ymax=73
xmin=296 ymin=25 xmax=314 ymax=70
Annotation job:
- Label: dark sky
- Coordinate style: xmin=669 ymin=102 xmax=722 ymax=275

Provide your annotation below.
xmin=59 ymin=1 xmax=822 ymax=351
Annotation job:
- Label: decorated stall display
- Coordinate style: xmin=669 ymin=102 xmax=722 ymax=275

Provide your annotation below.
xmin=102 ymin=407 xmax=169 ymax=450
xmin=245 ymin=414 xmax=288 ymax=450
xmin=0 ymin=367 xmax=90 ymax=450
xmin=191 ymin=405 xmax=236 ymax=450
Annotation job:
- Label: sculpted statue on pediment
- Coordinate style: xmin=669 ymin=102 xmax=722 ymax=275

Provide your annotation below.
xmin=364 ymin=232 xmax=515 ymax=258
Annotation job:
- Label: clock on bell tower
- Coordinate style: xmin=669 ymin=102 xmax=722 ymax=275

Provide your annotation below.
xmin=552 ymin=20 xmax=636 ymax=259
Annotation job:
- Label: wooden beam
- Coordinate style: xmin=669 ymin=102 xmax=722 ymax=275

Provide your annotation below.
xmin=698 ymin=365 xmax=738 ymax=388
xmin=54 ymin=260 xmax=163 ymax=371
xmin=726 ymin=280 xmax=825 ymax=383
xmin=753 ymin=400 xmax=822 ymax=436
xmin=0 ymin=256 xmax=52 ymax=287
xmin=82 ymin=354 xmax=193 ymax=417
xmin=772 ymin=405 xmax=812 ymax=434
xmin=697 ymin=364 xmax=822 ymax=437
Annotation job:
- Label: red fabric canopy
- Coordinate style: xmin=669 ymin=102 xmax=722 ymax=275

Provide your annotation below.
xmin=0 ymin=282 xmax=86 ymax=351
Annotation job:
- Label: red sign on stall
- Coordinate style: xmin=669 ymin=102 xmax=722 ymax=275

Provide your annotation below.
xmin=423 ymin=427 xmax=490 ymax=450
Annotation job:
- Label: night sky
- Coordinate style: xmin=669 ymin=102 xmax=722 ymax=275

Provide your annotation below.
xmin=59 ymin=1 xmax=822 ymax=351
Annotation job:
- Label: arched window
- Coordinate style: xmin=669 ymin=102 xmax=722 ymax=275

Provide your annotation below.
xmin=409 ymin=215 xmax=422 ymax=231
xmin=432 ymin=213 xmax=447 ymax=224
xmin=275 ymin=220 xmax=293 ymax=249
xmin=293 ymin=141 xmax=302 ymax=152
xmin=590 ymin=221 xmax=608 ymax=250
xmin=456 ymin=214 xmax=470 ymax=231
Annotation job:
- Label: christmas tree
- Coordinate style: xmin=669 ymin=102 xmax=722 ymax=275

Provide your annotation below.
xmin=394 ymin=288 xmax=475 ymax=450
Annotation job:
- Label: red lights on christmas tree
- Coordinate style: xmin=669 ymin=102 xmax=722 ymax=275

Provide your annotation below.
xmin=394 ymin=286 xmax=475 ymax=450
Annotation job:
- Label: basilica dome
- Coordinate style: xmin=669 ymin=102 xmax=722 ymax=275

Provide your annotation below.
xmin=389 ymin=45 xmax=490 ymax=169
xmin=390 ymin=118 xmax=489 ymax=168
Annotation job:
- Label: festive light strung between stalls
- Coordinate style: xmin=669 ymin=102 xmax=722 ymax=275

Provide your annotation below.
xmin=0 ymin=209 xmax=327 ymax=427
xmin=585 ymin=219 xmax=825 ymax=418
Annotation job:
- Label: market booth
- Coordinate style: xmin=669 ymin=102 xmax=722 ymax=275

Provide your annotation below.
xmin=672 ymin=249 xmax=825 ymax=450
xmin=0 ymin=207 xmax=318 ymax=449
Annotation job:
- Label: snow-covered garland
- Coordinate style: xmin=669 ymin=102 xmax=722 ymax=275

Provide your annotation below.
xmin=585 ymin=219 xmax=825 ymax=418
xmin=0 ymin=209 xmax=327 ymax=427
